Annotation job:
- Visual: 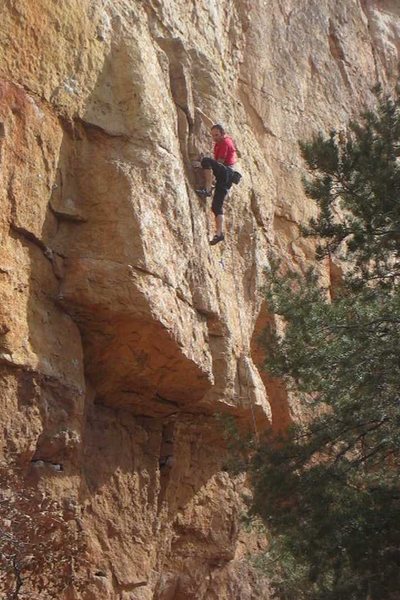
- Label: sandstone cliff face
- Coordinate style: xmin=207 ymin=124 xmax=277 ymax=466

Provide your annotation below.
xmin=0 ymin=1 xmax=399 ymax=598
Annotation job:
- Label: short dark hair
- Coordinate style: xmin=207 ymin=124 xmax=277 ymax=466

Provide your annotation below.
xmin=211 ymin=124 xmax=225 ymax=134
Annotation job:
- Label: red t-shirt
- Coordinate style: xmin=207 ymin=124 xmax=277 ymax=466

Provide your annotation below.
xmin=214 ymin=136 xmax=237 ymax=166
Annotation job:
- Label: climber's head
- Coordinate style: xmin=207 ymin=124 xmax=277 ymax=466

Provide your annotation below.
xmin=211 ymin=124 xmax=225 ymax=143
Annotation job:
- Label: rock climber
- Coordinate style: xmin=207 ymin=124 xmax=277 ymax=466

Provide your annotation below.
xmin=196 ymin=124 xmax=241 ymax=246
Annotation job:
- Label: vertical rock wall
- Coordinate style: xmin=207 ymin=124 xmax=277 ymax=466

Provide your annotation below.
xmin=0 ymin=0 xmax=399 ymax=598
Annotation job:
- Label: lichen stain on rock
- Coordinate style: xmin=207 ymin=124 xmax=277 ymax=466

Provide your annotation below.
xmin=0 ymin=0 xmax=399 ymax=598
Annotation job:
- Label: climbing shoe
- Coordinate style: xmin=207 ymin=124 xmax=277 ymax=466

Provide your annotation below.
xmin=209 ymin=233 xmax=225 ymax=246
xmin=195 ymin=188 xmax=212 ymax=198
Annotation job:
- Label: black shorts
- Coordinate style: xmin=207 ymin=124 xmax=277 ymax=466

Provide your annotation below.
xmin=200 ymin=157 xmax=233 ymax=216
xmin=211 ymin=185 xmax=229 ymax=216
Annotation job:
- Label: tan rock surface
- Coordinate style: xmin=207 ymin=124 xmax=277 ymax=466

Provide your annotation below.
xmin=0 ymin=0 xmax=399 ymax=598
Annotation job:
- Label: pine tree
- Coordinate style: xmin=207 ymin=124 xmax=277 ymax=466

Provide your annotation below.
xmin=250 ymin=88 xmax=400 ymax=600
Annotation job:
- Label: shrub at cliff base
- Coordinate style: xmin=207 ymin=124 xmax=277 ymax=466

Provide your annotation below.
xmin=250 ymin=88 xmax=400 ymax=600
xmin=0 ymin=467 xmax=88 ymax=599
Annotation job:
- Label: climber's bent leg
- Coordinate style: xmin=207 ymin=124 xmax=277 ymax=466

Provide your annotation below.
xmin=209 ymin=186 xmax=226 ymax=245
xmin=211 ymin=186 xmax=226 ymax=219
xmin=198 ymin=158 xmax=232 ymax=245
xmin=200 ymin=157 xmax=231 ymax=187
xmin=196 ymin=157 xmax=232 ymax=199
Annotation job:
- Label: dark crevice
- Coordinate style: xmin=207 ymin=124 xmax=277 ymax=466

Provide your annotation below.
xmin=76 ymin=117 xmax=131 ymax=141
xmin=238 ymin=86 xmax=276 ymax=139
xmin=111 ymin=570 xmax=148 ymax=594
xmin=9 ymin=223 xmax=53 ymax=261
xmin=9 ymin=222 xmax=67 ymax=281
xmin=94 ymin=571 xmax=107 ymax=578
xmin=48 ymin=201 xmax=87 ymax=223
xmin=154 ymin=393 xmax=179 ymax=408
xmin=328 ymin=20 xmax=352 ymax=90
xmin=157 ymin=420 xmax=176 ymax=513
xmin=30 ymin=459 xmax=64 ymax=471
xmin=359 ymin=0 xmax=383 ymax=82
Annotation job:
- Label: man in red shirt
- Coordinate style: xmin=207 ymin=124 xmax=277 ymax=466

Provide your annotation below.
xmin=196 ymin=124 xmax=240 ymax=245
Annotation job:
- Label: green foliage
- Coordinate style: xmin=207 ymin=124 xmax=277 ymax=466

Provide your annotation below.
xmin=215 ymin=413 xmax=254 ymax=474
xmin=0 ymin=466 xmax=88 ymax=599
xmin=248 ymin=89 xmax=400 ymax=600
xmin=300 ymin=86 xmax=400 ymax=287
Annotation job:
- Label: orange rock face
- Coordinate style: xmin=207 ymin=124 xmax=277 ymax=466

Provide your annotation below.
xmin=0 ymin=0 xmax=399 ymax=597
